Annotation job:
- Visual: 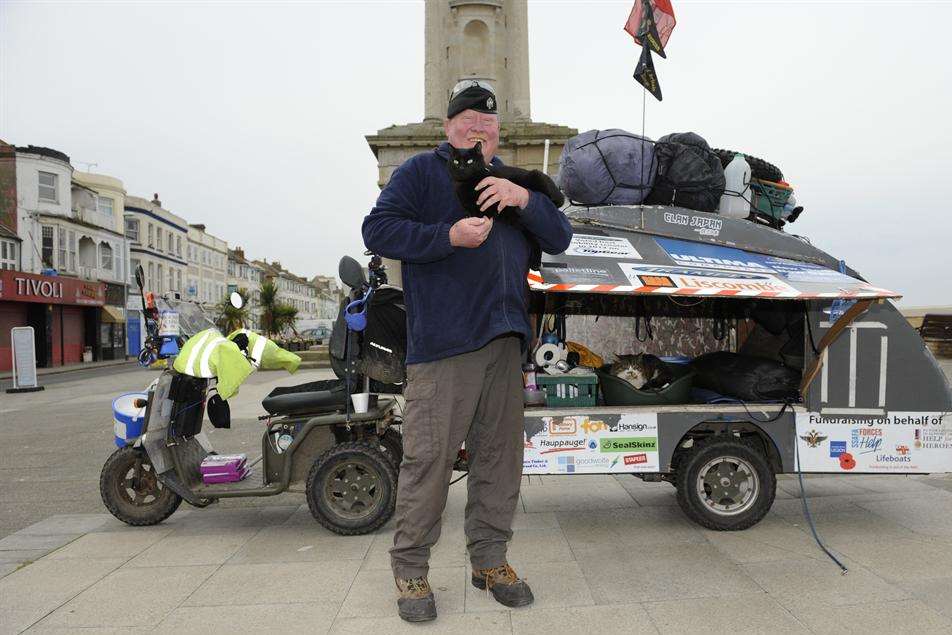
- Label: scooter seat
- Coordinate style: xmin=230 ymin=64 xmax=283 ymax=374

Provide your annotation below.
xmin=261 ymin=379 xmax=349 ymax=416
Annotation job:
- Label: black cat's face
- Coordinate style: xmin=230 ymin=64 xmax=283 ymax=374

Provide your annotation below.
xmin=448 ymin=142 xmax=488 ymax=181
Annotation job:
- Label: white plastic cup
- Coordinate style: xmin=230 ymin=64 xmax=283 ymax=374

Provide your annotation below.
xmin=351 ymin=393 xmax=370 ymax=413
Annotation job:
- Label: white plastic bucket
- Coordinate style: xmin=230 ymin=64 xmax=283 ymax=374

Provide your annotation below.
xmin=113 ymin=392 xmax=148 ymax=447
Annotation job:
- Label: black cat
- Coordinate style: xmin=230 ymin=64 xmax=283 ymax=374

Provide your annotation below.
xmin=447 ymin=142 xmax=565 ymax=223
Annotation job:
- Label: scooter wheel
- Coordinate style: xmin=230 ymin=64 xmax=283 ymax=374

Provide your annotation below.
xmin=100 ymin=447 xmax=182 ymax=526
xmin=675 ymin=438 xmax=775 ymax=531
xmin=306 ymin=442 xmax=397 ymax=535
xmin=378 ymin=428 xmax=404 ymax=473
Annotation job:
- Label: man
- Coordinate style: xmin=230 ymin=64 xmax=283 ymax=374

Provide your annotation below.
xmin=362 ymin=80 xmax=573 ymax=622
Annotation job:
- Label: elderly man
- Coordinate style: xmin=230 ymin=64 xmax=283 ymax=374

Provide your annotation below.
xmin=362 ymin=80 xmax=572 ymax=622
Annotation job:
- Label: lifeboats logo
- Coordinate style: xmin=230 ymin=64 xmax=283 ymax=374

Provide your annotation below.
xmin=896 ymin=444 xmax=910 ymax=456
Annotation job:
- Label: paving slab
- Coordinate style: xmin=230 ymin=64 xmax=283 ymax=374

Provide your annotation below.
xmin=700 ymin=516 xmax=828 ymax=564
xmin=614 ymin=476 xmax=679 ymax=507
xmin=578 ymin=543 xmax=761 ymax=604
xmin=330 ymin=611 xmax=511 ymax=634
xmin=34 ymin=565 xmax=217 ymax=629
xmin=45 ymin=527 xmax=173 ymax=561
xmin=125 ymin=527 xmax=260 ymax=567
xmin=339 ymin=566 xmax=465 ymax=619
xmin=0 ymin=558 xmax=124 ymax=624
xmin=643 ymin=593 xmax=808 ymax=634
xmin=183 ymin=560 xmax=361 ymax=607
xmin=363 ymin=524 xmax=467 ymax=571
xmin=899 ymin=577 xmax=952 ymax=620
xmin=557 ymin=506 xmax=706 ymax=554
xmin=0 ymin=562 xmax=20 ymax=578
xmin=227 ymin=524 xmax=373 ymax=565
xmin=785 ymin=598 xmax=952 ymax=634
xmin=854 ymin=496 xmax=952 ymax=537
xmin=465 ymin=561 xmax=595 ymax=613
xmin=510 ymin=603 xmax=658 ymax=635
xmin=0 ymin=533 xmax=81 ymax=554
xmin=520 ymin=479 xmax=637 ymax=513
xmin=155 ymin=602 xmax=340 ymax=634
xmin=825 ymin=534 xmax=952 ymax=582
xmin=8 ymin=514 xmax=109 ymax=536
xmin=741 ymin=556 xmax=908 ymax=609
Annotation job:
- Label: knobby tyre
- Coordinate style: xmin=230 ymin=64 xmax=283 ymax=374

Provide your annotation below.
xmin=306 ymin=441 xmax=397 ymax=535
xmin=675 ymin=438 xmax=775 ymax=531
xmin=99 ymin=446 xmax=182 ymax=526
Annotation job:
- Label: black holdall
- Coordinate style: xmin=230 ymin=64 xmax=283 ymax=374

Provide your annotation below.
xmin=646 ymin=132 xmax=726 ymax=212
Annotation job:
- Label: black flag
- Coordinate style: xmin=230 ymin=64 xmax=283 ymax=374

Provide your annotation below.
xmin=633 ymin=40 xmax=662 ymax=101
xmin=637 ymin=0 xmax=667 ymax=58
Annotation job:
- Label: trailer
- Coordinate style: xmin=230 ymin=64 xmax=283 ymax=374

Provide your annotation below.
xmin=520 ymin=205 xmax=952 ymax=530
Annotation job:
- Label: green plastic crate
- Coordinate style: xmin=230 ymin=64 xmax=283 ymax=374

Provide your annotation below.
xmin=536 ymin=373 xmax=599 ymax=407
xmin=750 ymin=178 xmax=792 ymax=222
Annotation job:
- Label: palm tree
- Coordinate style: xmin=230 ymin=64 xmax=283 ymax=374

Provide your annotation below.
xmin=259 ymin=279 xmax=298 ymax=338
xmin=216 ymin=288 xmax=249 ymax=333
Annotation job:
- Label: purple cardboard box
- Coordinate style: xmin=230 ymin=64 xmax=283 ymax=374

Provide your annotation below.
xmin=202 ymin=466 xmax=251 ymax=485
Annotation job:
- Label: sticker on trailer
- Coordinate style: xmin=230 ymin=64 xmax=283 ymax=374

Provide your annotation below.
xmin=564 ymin=234 xmax=642 ymax=260
xmin=523 ymin=413 xmax=658 ymax=474
xmin=617 ymin=263 xmax=799 ymax=296
xmin=655 ymin=237 xmax=857 ymax=284
xmin=795 ymin=412 xmax=952 ymax=473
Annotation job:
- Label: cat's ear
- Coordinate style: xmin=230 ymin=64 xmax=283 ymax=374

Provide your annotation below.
xmin=474 ymin=141 xmax=482 ymax=154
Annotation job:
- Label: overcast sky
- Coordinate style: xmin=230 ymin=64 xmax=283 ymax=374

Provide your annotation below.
xmin=2 ymin=1 xmax=950 ymax=306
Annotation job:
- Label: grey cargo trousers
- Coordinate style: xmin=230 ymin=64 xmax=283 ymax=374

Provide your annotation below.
xmin=390 ymin=335 xmax=524 ymax=579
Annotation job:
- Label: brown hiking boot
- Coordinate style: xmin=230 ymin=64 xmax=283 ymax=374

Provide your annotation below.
xmin=395 ymin=577 xmax=437 ymax=622
xmin=472 ymin=564 xmax=534 ymax=608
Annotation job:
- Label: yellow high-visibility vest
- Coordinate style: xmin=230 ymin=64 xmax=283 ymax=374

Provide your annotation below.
xmin=172 ymin=328 xmax=253 ymax=400
xmin=227 ymin=329 xmax=301 ymax=374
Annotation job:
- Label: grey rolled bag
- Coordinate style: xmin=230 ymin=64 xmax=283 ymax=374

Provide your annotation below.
xmin=558 ymin=129 xmax=657 ymax=206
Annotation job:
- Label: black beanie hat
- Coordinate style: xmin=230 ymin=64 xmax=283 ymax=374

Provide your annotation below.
xmin=447 ymin=81 xmax=497 ymax=119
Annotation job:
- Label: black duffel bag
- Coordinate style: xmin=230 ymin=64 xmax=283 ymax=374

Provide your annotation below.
xmin=646 ymin=132 xmax=725 ymax=212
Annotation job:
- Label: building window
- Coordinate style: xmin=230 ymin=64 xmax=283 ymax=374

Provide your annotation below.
xmin=125 ymin=218 xmax=139 ymax=242
xmin=156 ymin=264 xmax=163 ymax=293
xmin=97 ymin=196 xmax=114 ymax=226
xmin=176 ymin=236 xmax=182 ymax=257
xmin=167 ymin=233 xmax=173 ymax=253
xmin=156 ymin=227 xmax=163 ymax=252
xmin=131 ymin=258 xmax=141 ymax=284
xmin=148 ymin=262 xmax=154 ymax=290
xmin=38 ymin=171 xmax=58 ymax=202
xmin=100 ymin=242 xmax=113 ymax=271
xmin=57 ymin=226 xmax=67 ymax=270
xmin=148 ymin=224 xmax=154 ymax=248
xmin=68 ymin=230 xmax=76 ymax=271
xmin=0 ymin=239 xmax=17 ymax=270
xmin=41 ymin=225 xmax=54 ymax=268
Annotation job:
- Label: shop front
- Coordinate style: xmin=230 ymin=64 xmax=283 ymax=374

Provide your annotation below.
xmin=101 ymin=283 xmax=127 ymax=361
xmin=0 ymin=270 xmax=105 ymax=371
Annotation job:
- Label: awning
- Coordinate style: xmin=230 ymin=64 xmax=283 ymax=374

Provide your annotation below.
xmin=101 ymin=305 xmax=125 ymax=323
xmin=529 ymin=226 xmax=900 ymax=301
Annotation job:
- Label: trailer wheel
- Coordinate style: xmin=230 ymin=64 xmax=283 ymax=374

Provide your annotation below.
xmin=306 ymin=442 xmax=397 ymax=535
xmin=712 ymin=149 xmax=784 ymax=183
xmin=675 ymin=439 xmax=775 ymax=531
xmin=100 ymin=447 xmax=182 ymax=526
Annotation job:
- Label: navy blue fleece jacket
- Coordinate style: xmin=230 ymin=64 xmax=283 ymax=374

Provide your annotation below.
xmin=362 ymin=142 xmax=573 ymax=364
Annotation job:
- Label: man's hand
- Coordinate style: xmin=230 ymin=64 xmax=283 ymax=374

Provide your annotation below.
xmin=449 ymin=216 xmax=494 ymax=248
xmin=475 ymin=177 xmax=530 ymax=214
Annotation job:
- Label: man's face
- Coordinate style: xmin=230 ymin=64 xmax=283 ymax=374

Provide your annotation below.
xmin=444 ymin=109 xmax=500 ymax=162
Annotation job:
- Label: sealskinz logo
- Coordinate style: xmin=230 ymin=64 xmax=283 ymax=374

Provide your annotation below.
xmin=599 ymin=437 xmax=657 ymax=453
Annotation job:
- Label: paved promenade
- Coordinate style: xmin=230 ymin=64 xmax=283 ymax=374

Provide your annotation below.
xmin=3 ymin=471 xmax=952 ymax=633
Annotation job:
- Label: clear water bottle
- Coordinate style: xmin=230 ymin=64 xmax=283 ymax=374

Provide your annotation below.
xmin=718 ymin=154 xmax=752 ymax=218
